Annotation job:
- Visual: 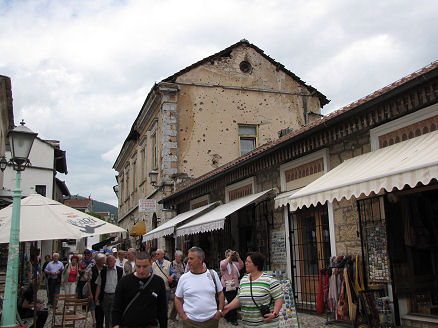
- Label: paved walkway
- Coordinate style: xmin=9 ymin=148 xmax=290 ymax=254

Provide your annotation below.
xmin=34 ymin=289 xmax=344 ymax=327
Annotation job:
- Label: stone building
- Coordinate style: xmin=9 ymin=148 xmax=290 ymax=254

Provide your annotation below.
xmin=113 ymin=40 xmax=328 ymax=250
xmin=0 ymin=75 xmax=14 ymax=208
xmin=157 ymin=61 xmax=438 ymax=327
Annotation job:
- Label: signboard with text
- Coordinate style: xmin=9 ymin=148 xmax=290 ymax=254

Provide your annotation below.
xmin=139 ymin=199 xmax=156 ymax=213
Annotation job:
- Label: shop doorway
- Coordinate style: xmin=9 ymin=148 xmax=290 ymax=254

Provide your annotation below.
xmin=386 ymin=186 xmax=438 ymax=317
xmin=289 ymin=205 xmax=331 ymax=310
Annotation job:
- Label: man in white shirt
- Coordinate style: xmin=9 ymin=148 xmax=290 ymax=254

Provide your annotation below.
xmin=175 ymin=247 xmax=224 ymax=328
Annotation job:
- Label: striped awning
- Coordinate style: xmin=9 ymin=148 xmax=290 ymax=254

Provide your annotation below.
xmin=288 ymin=130 xmax=438 ymax=211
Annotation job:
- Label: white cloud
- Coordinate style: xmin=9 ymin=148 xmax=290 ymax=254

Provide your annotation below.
xmin=0 ymin=0 xmax=437 ymax=206
xmin=102 ymin=144 xmax=123 ymax=164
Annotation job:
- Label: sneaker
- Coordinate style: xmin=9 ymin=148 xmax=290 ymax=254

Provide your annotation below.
xmin=232 ymin=321 xmax=239 ymax=326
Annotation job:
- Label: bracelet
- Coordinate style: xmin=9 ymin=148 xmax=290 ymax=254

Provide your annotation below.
xmin=272 ymin=311 xmax=278 ymax=317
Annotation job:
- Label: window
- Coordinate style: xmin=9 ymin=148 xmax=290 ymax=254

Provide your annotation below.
xmin=35 ymin=185 xmax=46 ymax=197
xmin=238 ymin=125 xmax=257 ymax=156
xmin=132 ymin=161 xmax=136 ymax=192
xmin=151 ymin=133 xmax=158 ymax=170
xmin=140 ymin=148 xmax=146 ymax=181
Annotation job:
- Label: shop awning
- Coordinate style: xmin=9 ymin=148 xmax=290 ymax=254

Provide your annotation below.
xmin=142 ymin=202 xmax=219 ymax=242
xmin=288 ymin=130 xmax=438 ymax=211
xmin=130 ymin=221 xmax=146 ymax=237
xmin=175 ymin=189 xmax=275 ymax=237
xmin=274 ymin=188 xmax=302 ymax=208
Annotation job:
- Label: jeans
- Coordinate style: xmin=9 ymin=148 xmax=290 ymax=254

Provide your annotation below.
xmin=47 ymin=278 xmax=61 ymax=305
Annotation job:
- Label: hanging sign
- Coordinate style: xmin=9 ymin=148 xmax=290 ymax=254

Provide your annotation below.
xmin=271 ymin=230 xmax=287 ymax=265
xmin=139 ymin=199 xmax=156 ymax=213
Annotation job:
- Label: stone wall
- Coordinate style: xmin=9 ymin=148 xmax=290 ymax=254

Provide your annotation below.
xmin=329 ymin=131 xmax=371 ymax=255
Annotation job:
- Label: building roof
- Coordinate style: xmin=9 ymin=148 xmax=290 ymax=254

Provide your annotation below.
xmin=163 ymin=39 xmax=329 ymax=107
xmin=55 ymin=178 xmax=70 ymax=196
xmin=113 ymin=40 xmax=329 ymax=169
xmin=162 ymin=60 xmax=438 ymax=203
xmin=64 ymin=197 xmax=91 ymax=208
xmin=0 ymin=75 xmax=14 ymax=131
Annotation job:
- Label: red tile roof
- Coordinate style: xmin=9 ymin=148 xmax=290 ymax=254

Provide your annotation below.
xmin=64 ymin=198 xmax=90 ymax=208
xmin=163 ymin=60 xmax=438 ymax=202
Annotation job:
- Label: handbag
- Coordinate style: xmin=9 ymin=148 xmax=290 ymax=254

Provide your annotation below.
xmin=155 ymin=261 xmax=177 ymax=288
xmin=249 ymin=275 xmax=271 ymax=317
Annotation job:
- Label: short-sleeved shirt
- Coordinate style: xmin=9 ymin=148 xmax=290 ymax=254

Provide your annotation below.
xmin=45 ymin=261 xmax=64 ymax=280
xmin=237 ymin=273 xmax=283 ymax=327
xmin=175 ymin=270 xmax=222 ymax=322
xmin=96 ymin=266 xmax=118 ymax=294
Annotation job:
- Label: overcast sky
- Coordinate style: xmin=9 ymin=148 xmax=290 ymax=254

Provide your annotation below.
xmin=1 ymin=0 xmax=437 ymax=207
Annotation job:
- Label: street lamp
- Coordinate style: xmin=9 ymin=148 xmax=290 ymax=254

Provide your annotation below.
xmin=149 ymin=170 xmax=158 ymax=186
xmin=1 ymin=120 xmax=37 ymax=327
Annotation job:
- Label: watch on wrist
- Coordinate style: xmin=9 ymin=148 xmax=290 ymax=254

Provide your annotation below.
xmin=218 ymin=310 xmax=223 ymax=314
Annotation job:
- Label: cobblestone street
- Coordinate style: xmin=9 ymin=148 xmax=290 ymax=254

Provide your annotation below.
xmin=37 ymin=289 xmax=344 ymax=328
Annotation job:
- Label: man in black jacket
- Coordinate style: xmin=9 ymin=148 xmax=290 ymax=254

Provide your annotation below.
xmin=112 ymin=252 xmax=167 ymax=328
xmin=95 ymin=255 xmax=123 ymax=328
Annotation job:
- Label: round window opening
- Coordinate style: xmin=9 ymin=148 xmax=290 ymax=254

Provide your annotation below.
xmin=239 ymin=61 xmax=252 ymax=73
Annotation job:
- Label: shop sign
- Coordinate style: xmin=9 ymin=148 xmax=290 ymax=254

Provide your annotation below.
xmin=139 ymin=199 xmax=156 ymax=213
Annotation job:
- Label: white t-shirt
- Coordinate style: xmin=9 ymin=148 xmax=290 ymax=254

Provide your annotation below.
xmin=175 ymin=269 xmax=223 ymax=322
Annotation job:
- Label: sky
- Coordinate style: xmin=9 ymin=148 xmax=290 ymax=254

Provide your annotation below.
xmin=0 ymin=0 xmax=437 ymax=207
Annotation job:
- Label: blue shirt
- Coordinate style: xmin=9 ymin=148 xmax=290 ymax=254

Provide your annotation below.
xmin=44 ymin=260 xmax=64 ymax=279
xmin=157 ymin=259 xmax=176 ymax=278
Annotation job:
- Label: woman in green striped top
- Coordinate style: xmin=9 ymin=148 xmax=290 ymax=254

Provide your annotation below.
xmin=223 ymin=252 xmax=284 ymax=327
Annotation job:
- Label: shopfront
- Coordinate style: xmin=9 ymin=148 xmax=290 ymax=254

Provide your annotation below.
xmin=286 ymin=129 xmax=438 ymax=325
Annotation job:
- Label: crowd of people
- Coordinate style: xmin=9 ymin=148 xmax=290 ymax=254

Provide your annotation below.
xmin=21 ymin=246 xmax=284 ymax=328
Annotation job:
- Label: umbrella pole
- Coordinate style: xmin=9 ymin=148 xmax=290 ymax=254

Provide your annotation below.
xmin=1 ymin=171 xmax=22 ymax=327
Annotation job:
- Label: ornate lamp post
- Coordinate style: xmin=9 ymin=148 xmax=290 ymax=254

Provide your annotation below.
xmin=0 ymin=120 xmax=37 ymax=327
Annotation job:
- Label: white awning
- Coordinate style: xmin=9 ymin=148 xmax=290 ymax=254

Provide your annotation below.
xmin=274 ymin=188 xmax=302 ymax=208
xmin=175 ymin=189 xmax=275 ymax=237
xmin=142 ymin=202 xmax=219 ymax=242
xmin=288 ymin=130 xmax=438 ymax=211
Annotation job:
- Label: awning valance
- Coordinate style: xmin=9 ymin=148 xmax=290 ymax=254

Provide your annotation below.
xmin=130 ymin=221 xmax=146 ymax=236
xmin=175 ymin=189 xmax=275 ymax=237
xmin=142 ymin=202 xmax=218 ymax=242
xmin=288 ymin=130 xmax=438 ymax=211
xmin=274 ymin=188 xmax=302 ymax=208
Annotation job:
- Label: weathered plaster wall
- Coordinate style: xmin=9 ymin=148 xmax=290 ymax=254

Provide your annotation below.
xmin=176 ymin=45 xmax=322 ymax=178
xmin=329 ymin=131 xmax=371 ymax=255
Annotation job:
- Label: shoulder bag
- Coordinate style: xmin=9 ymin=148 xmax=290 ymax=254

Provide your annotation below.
xmin=209 ymin=269 xmax=219 ymax=309
xmin=122 ymin=273 xmax=155 ymax=318
xmin=155 ymin=261 xmax=177 ymax=288
xmin=249 ymin=275 xmax=271 ymax=317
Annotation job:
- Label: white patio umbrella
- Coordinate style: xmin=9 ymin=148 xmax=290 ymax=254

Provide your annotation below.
xmin=0 ymin=193 xmax=125 ymax=243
